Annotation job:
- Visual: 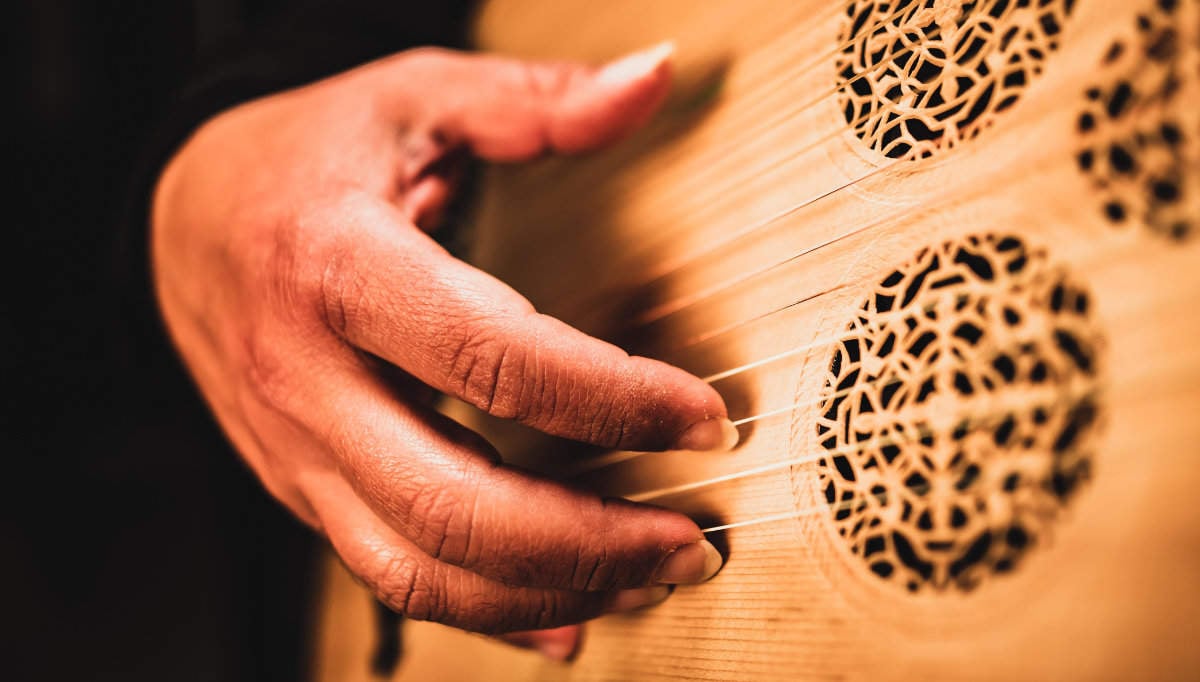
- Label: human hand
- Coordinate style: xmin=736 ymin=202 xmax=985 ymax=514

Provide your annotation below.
xmin=151 ymin=44 xmax=735 ymax=655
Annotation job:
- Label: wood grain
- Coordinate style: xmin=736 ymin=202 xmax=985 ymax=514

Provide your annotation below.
xmin=313 ymin=1 xmax=1200 ymax=679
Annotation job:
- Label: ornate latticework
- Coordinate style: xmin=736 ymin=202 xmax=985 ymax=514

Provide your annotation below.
xmin=836 ymin=0 xmax=1077 ymax=159
xmin=1076 ymin=0 xmax=1200 ymax=241
xmin=815 ymin=235 xmax=1104 ymax=593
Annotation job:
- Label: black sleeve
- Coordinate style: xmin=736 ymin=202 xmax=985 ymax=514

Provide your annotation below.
xmin=115 ymin=0 xmax=476 ymax=378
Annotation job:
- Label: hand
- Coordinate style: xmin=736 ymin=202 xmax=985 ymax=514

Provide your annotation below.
xmin=151 ymin=44 xmax=735 ymax=650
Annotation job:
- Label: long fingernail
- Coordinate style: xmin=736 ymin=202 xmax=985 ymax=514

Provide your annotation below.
xmin=654 ymin=540 xmax=723 ymax=584
xmin=596 ymin=41 xmax=675 ymax=86
xmin=673 ymin=417 xmax=739 ymax=451
xmin=605 ymin=585 xmax=671 ymax=613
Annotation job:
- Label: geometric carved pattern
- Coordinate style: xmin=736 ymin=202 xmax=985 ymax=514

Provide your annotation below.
xmin=836 ymin=0 xmax=1077 ymax=159
xmin=815 ymin=235 xmax=1104 ymax=593
xmin=1076 ymin=0 xmax=1199 ymax=241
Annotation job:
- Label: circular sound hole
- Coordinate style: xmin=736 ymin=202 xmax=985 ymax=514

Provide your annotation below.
xmin=814 ymin=234 xmax=1104 ymax=593
xmin=836 ymin=0 xmax=1077 ymax=160
xmin=1075 ymin=0 xmax=1198 ymax=242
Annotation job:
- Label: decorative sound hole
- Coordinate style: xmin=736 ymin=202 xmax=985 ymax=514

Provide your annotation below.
xmin=814 ymin=234 xmax=1104 ymax=593
xmin=1075 ymin=0 xmax=1198 ymax=242
xmin=836 ymin=0 xmax=1077 ymax=160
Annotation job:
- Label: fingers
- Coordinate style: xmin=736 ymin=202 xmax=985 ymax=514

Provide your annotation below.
xmin=307 ymin=471 xmax=671 ymax=634
xmin=287 ymin=343 xmax=722 ymax=591
xmin=317 ymin=195 xmax=737 ymax=453
xmin=376 ymin=44 xmax=674 ymax=160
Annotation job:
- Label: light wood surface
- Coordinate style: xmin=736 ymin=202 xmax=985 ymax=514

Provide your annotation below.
xmin=312 ymin=1 xmax=1200 ymax=679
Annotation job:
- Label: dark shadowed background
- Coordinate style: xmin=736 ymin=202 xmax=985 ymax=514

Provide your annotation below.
xmin=6 ymin=2 xmax=470 ymax=679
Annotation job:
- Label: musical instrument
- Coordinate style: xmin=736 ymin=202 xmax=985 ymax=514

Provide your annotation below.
xmin=312 ymin=0 xmax=1200 ymax=679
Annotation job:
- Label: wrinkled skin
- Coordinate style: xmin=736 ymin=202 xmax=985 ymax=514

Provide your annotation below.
xmin=152 ymin=46 xmax=733 ymax=659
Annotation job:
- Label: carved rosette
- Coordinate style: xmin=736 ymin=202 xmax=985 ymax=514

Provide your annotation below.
xmin=1075 ymin=0 xmax=1199 ymax=241
xmin=814 ymin=235 xmax=1104 ymax=593
xmin=836 ymin=0 xmax=1077 ymax=160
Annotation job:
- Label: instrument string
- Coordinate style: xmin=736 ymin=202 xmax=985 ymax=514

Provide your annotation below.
xmin=518 ymin=96 xmax=893 ymax=319
xmin=487 ymin=9 xmax=1200 ymax=530
xmin=618 ymin=132 xmax=1097 ymax=363
xmin=550 ymin=61 xmax=914 ymax=286
xmin=620 ymin=201 xmax=965 ymax=359
xmin=589 ymin=67 xmax=896 ymax=220
xmin=505 ymin=1 xmax=908 ymax=214
xmin=533 ymin=22 xmax=1126 ymax=327
xmin=566 ymin=270 xmax=1197 ymax=480
xmin=570 ymin=361 xmax=1030 ymax=479
xmin=663 ymin=282 xmax=852 ymax=355
xmin=478 ymin=8 xmax=1200 ymax=546
xmin=526 ymin=46 xmax=932 ymax=321
xmin=695 ymin=260 xmax=1200 ymax=536
xmin=610 ymin=333 xmax=1200 ymax=519
xmin=626 ymin=384 xmax=1093 ymax=504
xmin=695 ymin=290 xmax=983 ymax=384
xmin=622 ymin=145 xmax=1088 ymax=346
xmin=702 ymin=487 xmax=923 ymax=534
xmin=695 ymin=416 xmax=1108 ymax=534
xmin=552 ymin=88 xmax=1172 ymax=477
xmin=562 ymin=373 xmax=896 ymax=477
xmin=624 ymin=366 xmax=1108 ymax=501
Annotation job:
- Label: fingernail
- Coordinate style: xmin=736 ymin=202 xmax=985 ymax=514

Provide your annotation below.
xmin=596 ymin=41 xmax=675 ymax=86
xmin=537 ymin=638 xmax=576 ymax=662
xmin=673 ymin=417 xmax=739 ymax=451
xmin=654 ymin=540 xmax=723 ymax=584
xmin=605 ymin=585 xmax=671 ymax=613
xmin=534 ymin=630 xmax=579 ymax=662
xmin=498 ymin=626 xmax=581 ymax=662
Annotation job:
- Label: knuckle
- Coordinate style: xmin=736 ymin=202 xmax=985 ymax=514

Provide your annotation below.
xmin=442 ymin=321 xmax=645 ymax=448
xmin=576 ymin=547 xmax=617 ymax=592
xmin=316 ymin=239 xmax=367 ymax=339
xmin=413 ymin=487 xmax=460 ymax=560
xmin=232 ymin=199 xmax=354 ymax=332
xmin=408 ymin=474 xmax=482 ymax=568
xmin=574 ymin=504 xmax=620 ymax=590
xmin=442 ymin=321 xmax=532 ymax=419
xmin=255 ymin=196 xmax=375 ymax=336
xmin=375 ymin=554 xmax=443 ymax=622
xmin=236 ymin=223 xmax=338 ymax=418
xmin=298 ymin=200 xmax=375 ymax=336
xmin=442 ymin=313 xmax=606 ymax=436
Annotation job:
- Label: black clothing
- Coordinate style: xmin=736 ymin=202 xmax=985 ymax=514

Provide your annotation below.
xmin=9 ymin=3 xmax=471 ymax=680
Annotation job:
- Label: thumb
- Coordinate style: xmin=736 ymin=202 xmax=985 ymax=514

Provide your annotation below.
xmin=378 ymin=43 xmax=675 ymax=160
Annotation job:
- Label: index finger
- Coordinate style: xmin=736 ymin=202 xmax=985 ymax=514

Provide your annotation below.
xmin=317 ymin=195 xmax=737 ymax=452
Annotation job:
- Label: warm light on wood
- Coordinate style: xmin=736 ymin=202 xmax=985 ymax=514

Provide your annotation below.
xmin=313 ymin=0 xmax=1200 ymax=679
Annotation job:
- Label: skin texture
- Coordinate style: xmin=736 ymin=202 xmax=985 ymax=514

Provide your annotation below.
xmin=151 ymin=46 xmax=730 ymax=656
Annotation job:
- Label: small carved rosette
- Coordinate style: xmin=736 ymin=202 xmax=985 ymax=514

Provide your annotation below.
xmin=1075 ymin=0 xmax=1199 ymax=241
